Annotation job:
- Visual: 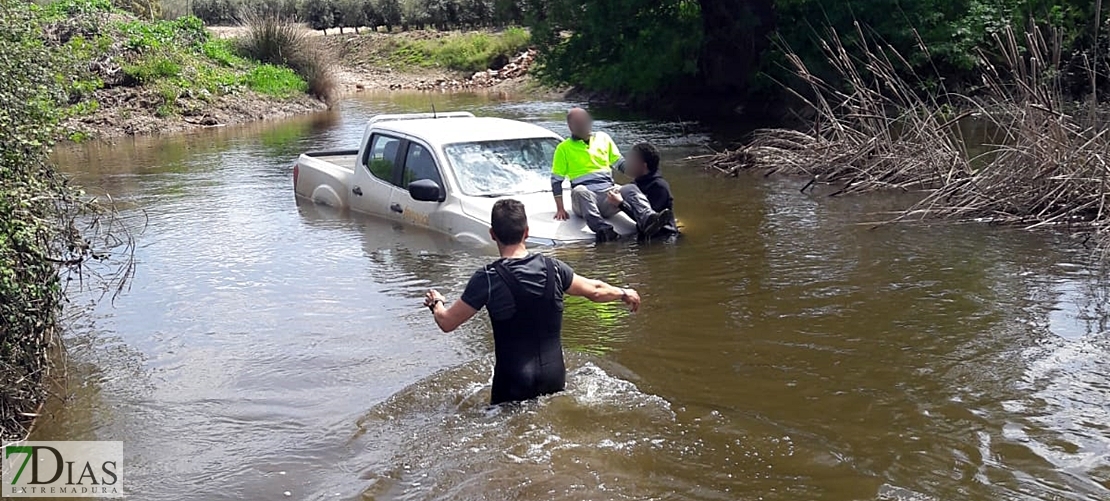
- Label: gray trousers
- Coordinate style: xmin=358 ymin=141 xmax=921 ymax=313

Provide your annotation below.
xmin=619 ymin=184 xmax=655 ymax=227
xmin=571 ymin=185 xmax=620 ymax=232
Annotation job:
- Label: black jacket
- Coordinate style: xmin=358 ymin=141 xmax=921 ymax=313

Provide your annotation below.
xmin=630 ymin=170 xmax=678 ymax=239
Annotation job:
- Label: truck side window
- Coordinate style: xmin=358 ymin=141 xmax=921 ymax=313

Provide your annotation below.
xmin=402 ymin=143 xmax=442 ymax=189
xmin=366 ymin=134 xmax=400 ymax=182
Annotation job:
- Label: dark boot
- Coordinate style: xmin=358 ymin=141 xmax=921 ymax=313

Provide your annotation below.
xmin=595 ymin=227 xmax=621 ymax=243
xmin=640 ymin=209 xmax=671 ymax=238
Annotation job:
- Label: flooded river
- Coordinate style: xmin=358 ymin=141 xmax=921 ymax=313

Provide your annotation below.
xmin=42 ymin=92 xmax=1110 ymax=501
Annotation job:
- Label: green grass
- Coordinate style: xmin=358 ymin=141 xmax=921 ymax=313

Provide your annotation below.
xmin=391 ymin=28 xmax=530 ymax=73
xmin=201 ymin=39 xmax=246 ymax=68
xmin=123 ymin=56 xmax=182 ymax=83
xmin=38 ymin=0 xmax=115 ymax=21
xmin=243 ymin=64 xmax=308 ymax=97
xmin=116 ymin=15 xmax=207 ymax=52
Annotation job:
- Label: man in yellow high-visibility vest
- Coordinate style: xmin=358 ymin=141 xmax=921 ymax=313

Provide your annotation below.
xmin=551 ymin=108 xmax=625 ymax=242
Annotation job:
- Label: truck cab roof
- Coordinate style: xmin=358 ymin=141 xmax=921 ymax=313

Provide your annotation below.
xmin=374 ymin=116 xmax=562 ymax=147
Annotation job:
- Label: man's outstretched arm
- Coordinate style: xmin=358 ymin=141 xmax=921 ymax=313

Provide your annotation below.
xmin=566 ymin=275 xmax=641 ymax=313
xmin=425 ymin=289 xmax=479 ymax=332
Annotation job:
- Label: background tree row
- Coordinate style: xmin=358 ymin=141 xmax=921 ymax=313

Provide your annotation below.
xmin=184 ymin=0 xmax=524 ymax=30
xmin=525 ymin=0 xmax=1109 ymax=108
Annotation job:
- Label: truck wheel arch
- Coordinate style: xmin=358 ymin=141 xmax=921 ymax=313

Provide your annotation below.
xmin=453 ymin=231 xmax=489 ymax=247
xmin=311 ymin=185 xmax=344 ymax=208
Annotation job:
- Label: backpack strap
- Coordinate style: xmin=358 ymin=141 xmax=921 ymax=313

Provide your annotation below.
xmin=492 ymin=259 xmax=528 ymax=302
xmin=491 ymin=256 xmax=558 ymax=301
xmin=542 ymin=255 xmax=557 ymax=299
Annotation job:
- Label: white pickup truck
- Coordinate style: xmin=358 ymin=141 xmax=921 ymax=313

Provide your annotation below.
xmin=292 ymin=112 xmax=635 ymax=246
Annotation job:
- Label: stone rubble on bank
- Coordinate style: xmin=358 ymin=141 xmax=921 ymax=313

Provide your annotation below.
xmin=387 ymin=48 xmax=537 ymax=91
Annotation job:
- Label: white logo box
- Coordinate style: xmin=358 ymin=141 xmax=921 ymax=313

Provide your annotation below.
xmin=2 ymin=442 xmax=123 ymax=498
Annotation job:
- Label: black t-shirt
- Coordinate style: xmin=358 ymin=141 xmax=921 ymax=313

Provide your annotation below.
xmin=460 ymin=254 xmax=575 ymax=321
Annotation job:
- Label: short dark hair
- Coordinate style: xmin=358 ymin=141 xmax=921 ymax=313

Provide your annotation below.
xmin=632 ymin=143 xmax=660 ymax=173
xmin=491 ymin=199 xmax=528 ymax=245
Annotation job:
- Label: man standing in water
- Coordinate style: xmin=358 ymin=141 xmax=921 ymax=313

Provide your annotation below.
xmin=551 ymin=108 xmax=625 ymax=242
xmin=424 ymin=199 xmax=642 ymax=405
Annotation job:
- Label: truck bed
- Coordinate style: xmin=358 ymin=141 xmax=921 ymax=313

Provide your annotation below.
xmin=294 ymin=149 xmax=359 ymax=208
xmin=304 ymin=150 xmax=359 ymax=169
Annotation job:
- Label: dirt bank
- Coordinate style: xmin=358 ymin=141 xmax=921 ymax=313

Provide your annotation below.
xmin=315 ymin=30 xmax=558 ymax=95
xmin=66 ymin=87 xmax=327 ymax=139
xmin=329 ymin=48 xmax=558 ymax=97
xmin=210 ymin=26 xmax=552 ymax=93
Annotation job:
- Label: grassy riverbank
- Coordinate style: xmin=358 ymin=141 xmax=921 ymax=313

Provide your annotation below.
xmin=375 ymin=27 xmax=529 ymax=73
xmin=41 ymin=0 xmax=333 ymax=139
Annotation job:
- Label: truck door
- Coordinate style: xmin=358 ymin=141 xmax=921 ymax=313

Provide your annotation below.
xmin=387 ymin=140 xmax=445 ymax=229
xmin=349 ymin=133 xmax=404 ymax=217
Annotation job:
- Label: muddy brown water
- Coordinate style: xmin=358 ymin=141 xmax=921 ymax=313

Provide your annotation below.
xmin=41 ymin=92 xmax=1110 ymax=501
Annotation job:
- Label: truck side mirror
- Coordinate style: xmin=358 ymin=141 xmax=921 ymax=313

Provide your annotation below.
xmin=408 ymin=179 xmax=444 ymax=202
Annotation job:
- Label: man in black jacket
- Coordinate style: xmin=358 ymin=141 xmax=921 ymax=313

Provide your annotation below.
xmin=607 ymin=143 xmax=678 ymax=242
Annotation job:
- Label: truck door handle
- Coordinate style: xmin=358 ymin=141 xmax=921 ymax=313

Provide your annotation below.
xmin=390 ymin=203 xmax=403 ymax=214
xmin=352 ymin=186 xmax=363 ymax=196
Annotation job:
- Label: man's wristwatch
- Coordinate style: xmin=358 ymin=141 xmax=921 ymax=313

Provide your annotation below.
xmin=428 ymin=299 xmax=443 ymax=312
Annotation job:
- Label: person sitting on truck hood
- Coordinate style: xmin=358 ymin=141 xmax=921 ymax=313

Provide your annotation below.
xmin=551 ymin=108 xmax=626 ymax=243
xmin=424 ymin=199 xmax=642 ymax=406
xmin=606 ymin=143 xmax=677 ymax=242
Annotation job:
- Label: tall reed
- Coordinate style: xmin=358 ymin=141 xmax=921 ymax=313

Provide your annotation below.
xmin=710 ymin=24 xmax=1110 ymax=256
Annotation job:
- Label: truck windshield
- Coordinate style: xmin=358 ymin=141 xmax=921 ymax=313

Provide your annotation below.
xmin=443 ymin=137 xmax=560 ymax=197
